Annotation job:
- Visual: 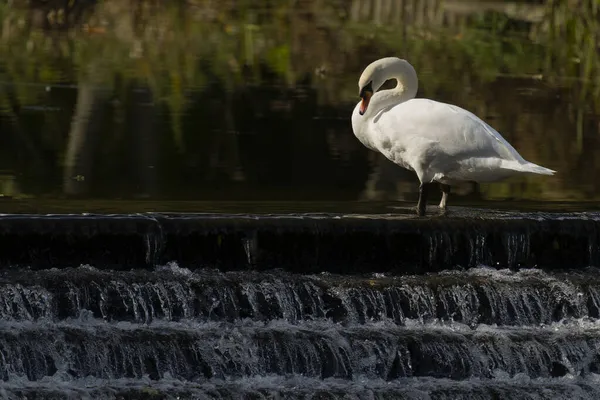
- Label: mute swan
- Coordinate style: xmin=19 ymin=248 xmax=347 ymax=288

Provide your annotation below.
xmin=351 ymin=57 xmax=556 ymax=216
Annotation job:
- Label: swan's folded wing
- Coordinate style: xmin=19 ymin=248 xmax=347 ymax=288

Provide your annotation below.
xmin=378 ymin=98 xmax=525 ymax=163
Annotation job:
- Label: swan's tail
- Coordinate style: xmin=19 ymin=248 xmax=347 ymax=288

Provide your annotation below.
xmin=506 ymin=161 xmax=556 ymax=176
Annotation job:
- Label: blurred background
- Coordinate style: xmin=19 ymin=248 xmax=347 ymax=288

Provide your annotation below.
xmin=0 ymin=0 xmax=599 ymax=212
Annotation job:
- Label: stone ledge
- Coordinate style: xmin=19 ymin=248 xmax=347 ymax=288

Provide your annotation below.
xmin=0 ymin=211 xmax=598 ymax=272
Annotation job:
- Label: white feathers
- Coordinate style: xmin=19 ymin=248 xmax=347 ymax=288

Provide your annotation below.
xmin=352 ymin=57 xmax=555 ymax=186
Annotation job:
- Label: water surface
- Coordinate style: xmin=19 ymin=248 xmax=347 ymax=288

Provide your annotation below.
xmin=1 ymin=1 xmax=599 ymax=211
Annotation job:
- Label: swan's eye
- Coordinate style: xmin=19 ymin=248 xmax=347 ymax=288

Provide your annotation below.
xmin=359 ymin=81 xmax=373 ymax=98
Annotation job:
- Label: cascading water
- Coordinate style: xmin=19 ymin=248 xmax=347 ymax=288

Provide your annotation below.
xmin=2 ymin=212 xmax=600 ymax=399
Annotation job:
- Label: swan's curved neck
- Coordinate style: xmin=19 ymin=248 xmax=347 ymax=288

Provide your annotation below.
xmin=367 ymin=61 xmax=418 ymax=117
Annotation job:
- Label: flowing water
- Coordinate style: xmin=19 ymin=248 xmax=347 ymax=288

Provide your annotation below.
xmin=3 ymin=262 xmax=600 ymax=398
xmin=1 ymin=212 xmax=600 ymax=399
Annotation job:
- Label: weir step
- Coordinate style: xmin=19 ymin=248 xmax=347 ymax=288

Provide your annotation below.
xmin=0 ymin=211 xmax=598 ymax=271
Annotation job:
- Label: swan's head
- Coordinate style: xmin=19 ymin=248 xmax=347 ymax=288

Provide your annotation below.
xmin=358 ymin=81 xmax=373 ymax=116
xmin=357 ymin=57 xmax=413 ymax=115
xmin=358 ymin=58 xmax=396 ymax=115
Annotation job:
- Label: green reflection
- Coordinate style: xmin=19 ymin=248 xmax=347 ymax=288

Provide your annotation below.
xmin=0 ymin=1 xmax=599 ymax=207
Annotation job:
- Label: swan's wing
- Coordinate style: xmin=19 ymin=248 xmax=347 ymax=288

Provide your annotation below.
xmin=376 ymin=98 xmax=525 ymax=163
xmin=440 ymin=101 xmax=525 ymax=162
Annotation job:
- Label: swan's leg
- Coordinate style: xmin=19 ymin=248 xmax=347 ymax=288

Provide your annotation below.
xmin=439 ymin=184 xmax=450 ymax=209
xmin=417 ymin=183 xmax=430 ymax=216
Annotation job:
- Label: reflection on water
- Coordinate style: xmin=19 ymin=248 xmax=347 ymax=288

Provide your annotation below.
xmin=1 ymin=0 xmax=599 ymax=210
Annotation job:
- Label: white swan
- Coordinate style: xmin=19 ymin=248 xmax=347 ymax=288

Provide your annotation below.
xmin=351 ymin=57 xmax=556 ymax=216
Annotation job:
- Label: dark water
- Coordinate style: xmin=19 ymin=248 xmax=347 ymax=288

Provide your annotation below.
xmin=2 ymin=2 xmax=600 ymax=399
xmin=1 ymin=0 xmax=600 ymax=208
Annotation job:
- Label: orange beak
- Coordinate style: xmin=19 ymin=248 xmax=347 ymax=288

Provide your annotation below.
xmin=359 ymin=91 xmax=372 ymax=115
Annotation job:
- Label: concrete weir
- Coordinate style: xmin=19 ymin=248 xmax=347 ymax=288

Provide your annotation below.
xmin=2 ymin=208 xmax=600 ymax=399
xmin=0 ymin=209 xmax=598 ymax=272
